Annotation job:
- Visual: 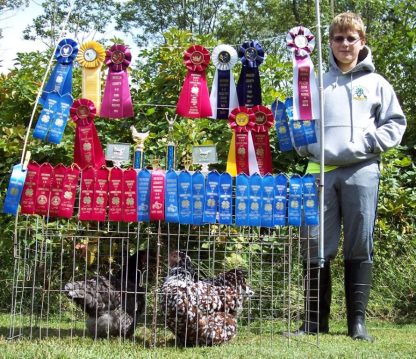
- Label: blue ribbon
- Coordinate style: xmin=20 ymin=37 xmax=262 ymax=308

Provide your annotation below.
xmin=303 ymin=120 xmax=317 ymax=145
xmin=203 ymin=170 xmax=220 ymax=224
xmin=192 ymin=171 xmax=205 ymax=225
xmin=41 ymin=38 xmax=78 ymax=104
xmin=178 ymin=171 xmax=193 ymax=224
xmin=302 ymin=174 xmax=319 ymax=225
xmin=237 ymin=40 xmax=264 ymax=107
xmin=271 ymin=99 xmax=293 ymax=152
xmin=261 ymin=174 xmax=274 ymax=228
xmin=165 ymin=169 xmax=179 ymax=223
xmin=273 ymin=173 xmax=288 ymax=226
xmin=235 ymin=173 xmax=250 ymax=226
xmin=134 ymin=149 xmax=143 ymax=169
xmin=33 ymin=94 xmax=59 ymax=140
xmin=288 ymin=174 xmax=303 ymax=226
xmin=218 ymin=172 xmax=233 ymax=224
xmin=2 ymin=164 xmax=27 ymax=215
xmin=137 ymin=169 xmax=151 ymax=222
xmin=286 ymin=97 xmax=317 ymax=147
xmin=248 ymin=173 xmax=262 ymax=226
xmin=46 ymin=93 xmax=72 ymax=144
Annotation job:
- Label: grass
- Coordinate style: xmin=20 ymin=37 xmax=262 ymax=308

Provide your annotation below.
xmin=0 ymin=314 xmax=415 ymax=358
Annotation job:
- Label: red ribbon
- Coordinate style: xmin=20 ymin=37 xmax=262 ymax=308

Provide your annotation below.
xmin=58 ymin=163 xmax=80 ymax=218
xmin=20 ymin=161 xmax=40 ymax=215
xmin=34 ymin=163 xmax=54 ymax=216
xmin=79 ymin=166 xmax=95 ymax=221
xmin=92 ymin=166 xmax=109 ymax=221
xmin=251 ymin=105 xmax=274 ymax=175
xmin=49 ymin=164 xmax=67 ymax=217
xmin=122 ymin=168 xmax=137 ymax=222
xmin=228 ymin=106 xmax=256 ymax=175
xmin=108 ymin=167 xmax=124 ymax=222
xmin=100 ymin=44 xmax=134 ymax=119
xmin=176 ymin=45 xmax=212 ymax=118
xmin=71 ymin=98 xmax=105 ymax=170
xmin=150 ymin=169 xmax=166 ymax=221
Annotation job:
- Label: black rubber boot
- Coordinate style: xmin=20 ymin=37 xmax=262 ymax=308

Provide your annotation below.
xmin=344 ymin=260 xmax=374 ymax=342
xmin=292 ymin=261 xmax=331 ymax=335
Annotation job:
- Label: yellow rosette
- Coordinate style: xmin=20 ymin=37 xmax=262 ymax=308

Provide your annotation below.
xmin=76 ymin=41 xmax=106 ymax=113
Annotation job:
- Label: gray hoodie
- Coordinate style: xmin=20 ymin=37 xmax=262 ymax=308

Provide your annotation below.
xmin=297 ymin=46 xmax=406 ymax=166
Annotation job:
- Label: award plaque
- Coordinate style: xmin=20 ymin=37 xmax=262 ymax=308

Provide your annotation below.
xmin=105 ymin=143 xmax=131 ymax=167
xmin=192 ymin=145 xmax=218 ymax=173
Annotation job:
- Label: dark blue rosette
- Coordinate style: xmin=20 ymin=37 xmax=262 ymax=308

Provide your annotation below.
xmin=236 ymin=40 xmax=264 ymax=107
xmin=41 ymin=38 xmax=78 ymax=104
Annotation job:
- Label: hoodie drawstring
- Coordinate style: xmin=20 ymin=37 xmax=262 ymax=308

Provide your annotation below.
xmin=349 ymin=72 xmax=354 ymax=143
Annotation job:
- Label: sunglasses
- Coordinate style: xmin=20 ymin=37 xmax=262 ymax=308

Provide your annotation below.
xmin=332 ymin=35 xmax=361 ymax=45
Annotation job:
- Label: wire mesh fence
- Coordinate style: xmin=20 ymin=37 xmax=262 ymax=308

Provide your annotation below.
xmin=7 ymin=216 xmax=323 ymax=347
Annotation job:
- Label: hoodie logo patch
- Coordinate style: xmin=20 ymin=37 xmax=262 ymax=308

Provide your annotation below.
xmin=352 ymin=85 xmax=368 ymax=101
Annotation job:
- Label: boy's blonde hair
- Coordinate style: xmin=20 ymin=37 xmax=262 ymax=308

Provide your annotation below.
xmin=329 ymin=12 xmax=366 ymax=40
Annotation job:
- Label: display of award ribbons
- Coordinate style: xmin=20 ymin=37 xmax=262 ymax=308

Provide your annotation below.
xmin=70 ymin=98 xmax=105 ymax=169
xmin=236 ymin=40 xmax=264 ymax=107
xmin=286 ymin=26 xmax=319 ymax=121
xmin=176 ymin=45 xmax=212 ymax=118
xmin=77 ymin=41 xmax=106 ymax=114
xmin=100 ymin=44 xmax=134 ymax=119
xmin=226 ymin=106 xmax=259 ymax=176
xmin=251 ymin=105 xmax=274 ymax=175
xmin=209 ymin=44 xmax=239 ymax=119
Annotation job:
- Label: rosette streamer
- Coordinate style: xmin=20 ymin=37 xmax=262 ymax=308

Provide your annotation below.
xmin=70 ymin=98 xmax=105 ymax=169
xmin=286 ymin=26 xmax=320 ymax=120
xmin=176 ymin=45 xmax=212 ymax=118
xmin=236 ymin=41 xmax=264 ymax=107
xmin=251 ymin=105 xmax=274 ymax=175
xmin=77 ymin=41 xmax=106 ymax=113
xmin=209 ymin=45 xmax=239 ymax=119
xmin=100 ymin=44 xmax=134 ymax=119
xmin=226 ymin=106 xmax=259 ymax=176
xmin=41 ymin=38 xmax=78 ymax=103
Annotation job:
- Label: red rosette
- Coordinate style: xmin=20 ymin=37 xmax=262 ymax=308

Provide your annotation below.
xmin=105 ymin=44 xmax=131 ymax=72
xmin=70 ymin=98 xmax=96 ymax=124
xmin=251 ymin=105 xmax=274 ymax=132
xmin=228 ymin=106 xmax=256 ymax=133
xmin=183 ymin=45 xmax=210 ymax=72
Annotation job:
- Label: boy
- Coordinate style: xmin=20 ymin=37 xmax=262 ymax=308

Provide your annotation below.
xmin=294 ymin=12 xmax=406 ymax=341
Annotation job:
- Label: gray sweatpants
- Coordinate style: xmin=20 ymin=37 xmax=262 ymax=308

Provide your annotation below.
xmin=301 ymin=159 xmax=380 ymax=263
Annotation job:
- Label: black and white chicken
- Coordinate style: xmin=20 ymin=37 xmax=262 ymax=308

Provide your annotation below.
xmin=160 ymin=251 xmax=253 ymax=346
xmin=64 ymin=250 xmax=149 ymax=338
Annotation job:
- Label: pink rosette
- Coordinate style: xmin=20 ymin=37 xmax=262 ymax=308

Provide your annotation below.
xmin=183 ymin=45 xmax=211 ymax=72
xmin=105 ymin=44 xmax=132 ymax=72
xmin=286 ymin=26 xmax=319 ymax=121
xmin=286 ymin=26 xmax=315 ymax=58
xmin=176 ymin=45 xmax=212 ymax=118
xmin=100 ymin=44 xmax=134 ymax=119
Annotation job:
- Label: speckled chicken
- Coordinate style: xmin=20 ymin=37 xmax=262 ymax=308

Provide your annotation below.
xmin=64 ymin=251 xmax=150 ymax=338
xmin=159 ymin=251 xmax=253 ymax=346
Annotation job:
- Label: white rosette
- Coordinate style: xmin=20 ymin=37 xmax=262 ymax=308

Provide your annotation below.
xmin=286 ymin=26 xmax=320 ymax=121
xmin=210 ymin=44 xmax=239 ymax=119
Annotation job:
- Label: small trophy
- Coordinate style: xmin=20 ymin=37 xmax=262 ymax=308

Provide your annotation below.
xmin=130 ymin=126 xmax=149 ymax=169
xmin=165 ymin=112 xmax=177 ymax=171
